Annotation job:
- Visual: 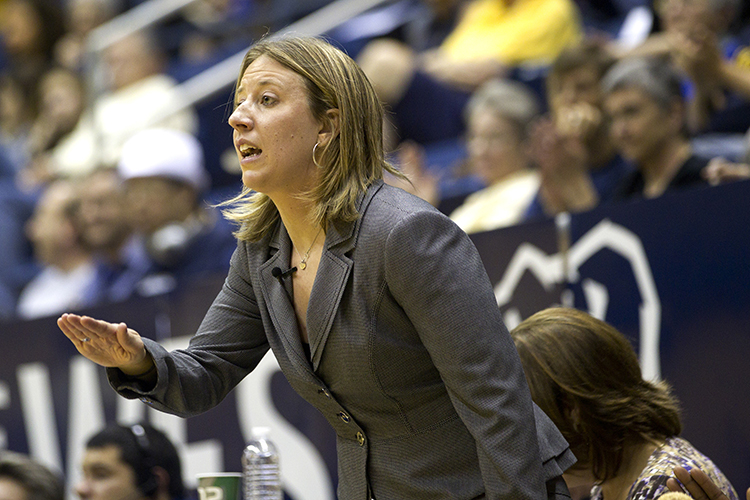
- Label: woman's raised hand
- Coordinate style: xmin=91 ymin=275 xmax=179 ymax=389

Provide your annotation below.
xmin=57 ymin=313 xmax=154 ymax=376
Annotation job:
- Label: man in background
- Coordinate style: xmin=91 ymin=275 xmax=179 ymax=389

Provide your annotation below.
xmin=76 ymin=167 xmax=145 ymax=307
xmin=76 ymin=423 xmax=185 ymax=500
xmin=116 ymin=128 xmax=235 ymax=298
xmin=16 ymin=178 xmax=95 ymax=319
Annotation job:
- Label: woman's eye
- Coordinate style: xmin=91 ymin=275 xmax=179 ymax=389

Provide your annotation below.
xmin=261 ymin=95 xmax=275 ymax=105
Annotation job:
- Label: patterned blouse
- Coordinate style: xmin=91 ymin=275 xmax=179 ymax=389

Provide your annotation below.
xmin=590 ymin=436 xmax=739 ymax=500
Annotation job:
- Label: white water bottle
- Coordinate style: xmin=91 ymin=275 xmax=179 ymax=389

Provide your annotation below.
xmin=242 ymin=427 xmax=282 ymax=500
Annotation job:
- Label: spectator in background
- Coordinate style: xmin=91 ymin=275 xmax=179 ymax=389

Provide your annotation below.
xmin=115 ymin=128 xmax=235 ymax=298
xmin=0 ymin=451 xmax=64 ymax=500
xmin=511 ymin=307 xmax=740 ymax=500
xmin=76 ymin=423 xmax=185 ymax=500
xmin=357 ymin=0 xmax=582 ymax=148
xmin=54 ymin=0 xmax=119 ymax=71
xmin=603 ymin=57 xmax=711 ymax=199
xmin=160 ymin=0 xmax=257 ymax=71
xmin=525 ymin=41 xmax=632 ymax=219
xmin=50 ymin=29 xmax=198 ymax=178
xmin=447 ymin=78 xmax=542 ymax=233
xmin=0 ymin=0 xmax=65 ymax=172
xmin=536 ymin=56 xmax=712 ymax=211
xmin=0 ymin=0 xmax=65 ymax=108
xmin=389 ymin=77 xmax=542 ymax=231
xmin=75 ymin=168 xmax=146 ymax=307
xmin=16 ymin=179 xmax=95 ymax=319
xmin=619 ymin=0 xmax=750 ymax=136
xmin=20 ymin=66 xmax=86 ymax=190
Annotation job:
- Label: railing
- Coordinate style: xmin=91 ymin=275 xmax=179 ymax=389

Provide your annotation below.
xmin=84 ymin=0 xmax=393 ymax=122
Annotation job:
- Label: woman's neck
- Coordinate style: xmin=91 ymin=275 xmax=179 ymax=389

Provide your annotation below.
xmin=600 ymin=440 xmax=663 ymax=500
xmin=640 ymin=139 xmax=692 ymax=198
xmin=275 ymin=199 xmax=325 ymax=260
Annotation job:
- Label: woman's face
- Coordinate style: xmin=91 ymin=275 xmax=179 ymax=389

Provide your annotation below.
xmin=604 ymin=87 xmax=675 ymax=165
xmin=466 ymin=109 xmax=527 ymax=185
xmin=228 ymin=55 xmax=323 ymax=199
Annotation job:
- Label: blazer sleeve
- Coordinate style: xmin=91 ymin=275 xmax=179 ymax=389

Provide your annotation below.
xmin=384 ymin=208 xmax=547 ymax=499
xmin=107 ymin=244 xmax=270 ymax=417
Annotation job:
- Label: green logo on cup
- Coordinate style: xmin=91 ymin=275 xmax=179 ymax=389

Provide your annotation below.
xmin=197 ymin=473 xmax=242 ymax=500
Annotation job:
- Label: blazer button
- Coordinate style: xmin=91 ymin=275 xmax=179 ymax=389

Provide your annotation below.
xmin=356 ymin=431 xmax=365 ymax=447
xmin=338 ymin=411 xmax=351 ymax=423
xmin=318 ymin=388 xmax=330 ymax=398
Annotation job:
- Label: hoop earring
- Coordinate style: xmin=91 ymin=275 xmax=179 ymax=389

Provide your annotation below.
xmin=312 ymin=142 xmax=324 ymax=169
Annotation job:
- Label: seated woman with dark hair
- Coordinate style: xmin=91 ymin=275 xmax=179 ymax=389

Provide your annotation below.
xmin=510 ymin=307 xmax=740 ymax=500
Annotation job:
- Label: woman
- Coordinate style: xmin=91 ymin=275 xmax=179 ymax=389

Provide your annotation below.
xmin=511 ymin=307 xmax=739 ymax=500
xmin=57 ymin=36 xmax=573 ymax=499
xmin=602 ymin=57 xmax=711 ymax=200
xmin=448 ymin=78 xmax=541 ymax=233
xmin=388 ymin=78 xmax=541 ymax=233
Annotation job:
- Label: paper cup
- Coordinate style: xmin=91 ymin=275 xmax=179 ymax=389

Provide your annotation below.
xmin=196 ymin=472 xmax=242 ymax=500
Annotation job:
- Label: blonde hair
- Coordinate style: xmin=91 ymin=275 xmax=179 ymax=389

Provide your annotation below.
xmin=221 ymin=36 xmax=402 ymax=241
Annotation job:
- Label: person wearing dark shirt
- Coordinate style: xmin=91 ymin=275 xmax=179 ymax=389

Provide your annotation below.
xmin=601 ymin=57 xmax=711 ymax=200
xmin=525 ymin=41 xmax=633 ymax=220
xmin=115 ymin=128 xmax=236 ymax=298
xmin=613 ymin=154 xmax=708 ymax=199
xmin=529 ymin=55 xmax=711 ymax=210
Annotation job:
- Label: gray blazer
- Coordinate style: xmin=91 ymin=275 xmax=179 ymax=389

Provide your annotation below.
xmin=110 ymin=180 xmax=574 ymax=499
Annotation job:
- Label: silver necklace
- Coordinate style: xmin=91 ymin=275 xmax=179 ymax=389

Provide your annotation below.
xmin=294 ymin=227 xmax=323 ymax=270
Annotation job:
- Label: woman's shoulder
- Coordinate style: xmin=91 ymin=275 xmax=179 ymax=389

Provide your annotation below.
xmin=365 ymin=182 xmax=446 ymax=223
xmin=627 ymin=437 xmax=739 ymax=500
xmin=357 ymin=182 xmax=466 ymax=249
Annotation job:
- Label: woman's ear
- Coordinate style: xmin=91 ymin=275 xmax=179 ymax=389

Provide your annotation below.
xmin=318 ymin=108 xmax=340 ymax=147
xmin=564 ymin=403 xmax=583 ymax=433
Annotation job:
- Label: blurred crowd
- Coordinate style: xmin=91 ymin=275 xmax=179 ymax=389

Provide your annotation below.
xmin=1 ymin=0 xmax=750 ymax=322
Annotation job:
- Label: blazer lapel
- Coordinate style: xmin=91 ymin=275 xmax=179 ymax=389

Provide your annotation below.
xmin=257 ymin=223 xmax=310 ymax=372
xmin=306 ymin=181 xmax=385 ymax=371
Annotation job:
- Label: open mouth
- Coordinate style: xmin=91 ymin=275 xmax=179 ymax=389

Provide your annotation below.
xmin=239 ymin=144 xmax=262 ymax=158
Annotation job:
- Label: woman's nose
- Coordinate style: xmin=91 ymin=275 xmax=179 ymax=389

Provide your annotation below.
xmin=228 ymin=104 xmax=252 ymax=130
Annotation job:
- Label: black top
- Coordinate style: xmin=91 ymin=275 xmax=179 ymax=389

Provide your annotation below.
xmin=614 ymin=154 xmax=710 ymax=200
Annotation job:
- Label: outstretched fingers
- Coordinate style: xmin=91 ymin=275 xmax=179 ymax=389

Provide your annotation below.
xmin=58 ymin=314 xmax=126 ymax=350
xmin=58 ymin=313 xmax=96 ymax=344
xmin=78 ymin=315 xmax=119 ymax=336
